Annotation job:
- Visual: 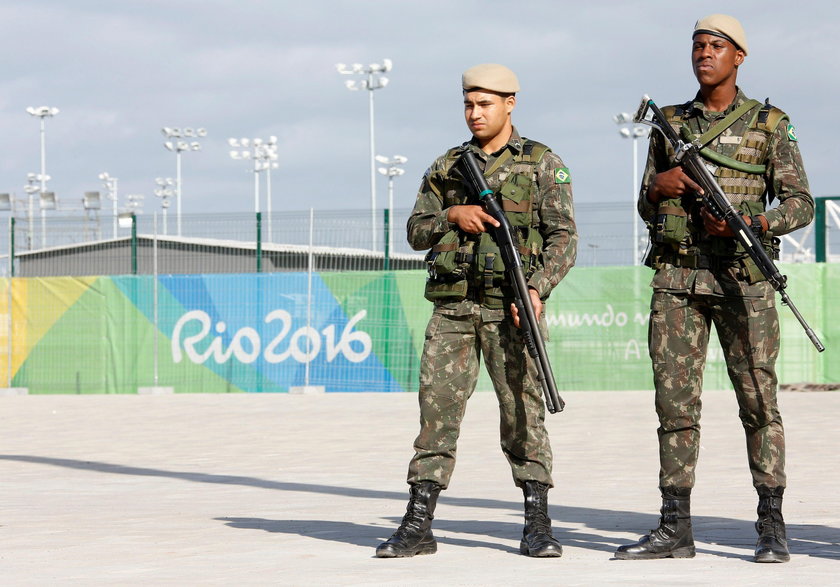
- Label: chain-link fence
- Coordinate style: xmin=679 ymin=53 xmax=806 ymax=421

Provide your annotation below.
xmin=3 ymin=198 xmax=837 ymax=277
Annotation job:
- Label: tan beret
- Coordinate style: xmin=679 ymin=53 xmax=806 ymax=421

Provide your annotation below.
xmin=693 ymin=14 xmax=749 ymax=55
xmin=462 ymin=63 xmax=520 ymax=94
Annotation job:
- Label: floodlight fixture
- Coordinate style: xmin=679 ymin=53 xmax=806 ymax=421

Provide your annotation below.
xmin=228 ymin=135 xmax=281 ymax=239
xmin=39 ymin=191 xmax=57 ymax=210
xmin=118 ymin=212 xmax=134 ymax=229
xmin=83 ymin=191 xmax=101 ymax=210
xmin=161 ymin=125 xmax=206 ymax=235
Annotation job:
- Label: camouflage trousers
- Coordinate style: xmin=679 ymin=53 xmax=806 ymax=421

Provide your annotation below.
xmin=649 ymin=290 xmax=784 ymax=489
xmin=406 ymin=303 xmax=553 ymax=490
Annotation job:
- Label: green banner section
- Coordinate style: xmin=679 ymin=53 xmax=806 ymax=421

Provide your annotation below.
xmin=1 ymin=265 xmax=835 ymax=393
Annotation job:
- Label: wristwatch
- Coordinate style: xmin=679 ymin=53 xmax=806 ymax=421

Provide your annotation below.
xmin=749 ymin=215 xmax=765 ymax=239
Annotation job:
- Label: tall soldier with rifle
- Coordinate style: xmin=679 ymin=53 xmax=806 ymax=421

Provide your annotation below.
xmin=376 ymin=64 xmax=577 ymax=559
xmin=615 ymin=15 xmax=816 ymax=564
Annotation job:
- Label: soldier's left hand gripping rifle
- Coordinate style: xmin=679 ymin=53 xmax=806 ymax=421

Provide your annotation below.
xmin=458 ymin=149 xmax=565 ymax=413
xmin=633 ymin=95 xmax=825 ymax=353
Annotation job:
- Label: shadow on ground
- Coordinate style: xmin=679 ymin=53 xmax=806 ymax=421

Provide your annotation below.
xmin=3 ymin=453 xmax=837 ymax=561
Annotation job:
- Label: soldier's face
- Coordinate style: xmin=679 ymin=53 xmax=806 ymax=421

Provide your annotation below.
xmin=692 ymin=33 xmax=744 ymax=88
xmin=463 ymin=91 xmax=515 ymax=142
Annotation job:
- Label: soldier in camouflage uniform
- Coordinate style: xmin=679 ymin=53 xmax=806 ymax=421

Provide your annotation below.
xmin=376 ymin=64 xmax=577 ymax=559
xmin=615 ymin=15 xmax=813 ymax=564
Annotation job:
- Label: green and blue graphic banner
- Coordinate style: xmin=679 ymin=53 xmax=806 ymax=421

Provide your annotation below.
xmin=1 ymin=265 xmax=836 ymax=394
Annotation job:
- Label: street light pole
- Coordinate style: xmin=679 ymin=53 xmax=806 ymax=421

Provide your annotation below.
xmin=161 ymin=127 xmax=206 ymax=237
xmin=26 ymin=106 xmax=59 ymax=248
xmin=614 ymin=112 xmax=649 ymax=265
xmin=99 ymin=172 xmax=119 ymax=238
xmin=153 ymin=178 xmax=176 ymax=235
xmin=376 ymin=154 xmax=407 ymax=254
xmin=336 ymin=59 xmax=392 ymax=251
xmin=228 ymin=136 xmax=279 ymax=241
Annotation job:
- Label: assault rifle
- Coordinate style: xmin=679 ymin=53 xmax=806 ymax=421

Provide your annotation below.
xmin=458 ymin=150 xmax=565 ymax=413
xmin=633 ymin=95 xmax=825 ymax=352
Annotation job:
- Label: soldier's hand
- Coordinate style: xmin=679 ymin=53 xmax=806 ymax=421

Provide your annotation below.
xmin=447 ymin=205 xmax=500 ymax=234
xmin=510 ymin=288 xmax=542 ymax=328
xmin=701 ymin=206 xmax=733 ymax=236
xmin=647 ymin=167 xmax=704 ymax=204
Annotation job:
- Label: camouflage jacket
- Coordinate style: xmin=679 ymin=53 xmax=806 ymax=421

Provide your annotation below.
xmin=408 ymin=127 xmax=577 ymax=312
xmin=638 ymin=88 xmax=814 ymax=297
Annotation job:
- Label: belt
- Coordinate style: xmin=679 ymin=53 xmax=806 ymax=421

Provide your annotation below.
xmin=664 ymin=253 xmax=739 ymax=271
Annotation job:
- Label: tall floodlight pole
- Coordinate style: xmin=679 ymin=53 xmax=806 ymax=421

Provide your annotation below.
xmin=153 ymin=178 xmax=176 ymax=235
xmin=376 ymin=154 xmax=407 ymax=253
xmin=614 ymin=112 xmax=649 ymax=265
xmin=98 ymin=172 xmax=119 ymax=238
xmin=228 ymin=136 xmax=279 ymax=240
xmin=161 ymin=127 xmax=205 ymax=237
xmin=336 ymin=59 xmax=392 ymax=251
xmin=26 ymin=106 xmax=59 ymax=248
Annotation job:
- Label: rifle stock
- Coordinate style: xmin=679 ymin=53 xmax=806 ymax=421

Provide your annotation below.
xmin=458 ymin=149 xmax=565 ymax=413
xmin=634 ymin=95 xmax=825 ymax=353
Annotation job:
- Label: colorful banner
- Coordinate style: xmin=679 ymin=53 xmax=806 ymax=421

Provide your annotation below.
xmin=1 ymin=265 xmax=836 ymax=394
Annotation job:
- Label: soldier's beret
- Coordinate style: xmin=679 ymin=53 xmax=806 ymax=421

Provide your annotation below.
xmin=693 ymin=14 xmax=749 ymax=55
xmin=461 ymin=64 xmax=520 ymax=94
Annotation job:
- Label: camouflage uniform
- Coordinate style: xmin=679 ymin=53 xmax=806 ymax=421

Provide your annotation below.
xmin=639 ymin=89 xmax=814 ymax=490
xmin=406 ymin=127 xmax=577 ymax=490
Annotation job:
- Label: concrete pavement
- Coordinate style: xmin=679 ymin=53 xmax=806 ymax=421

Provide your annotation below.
xmin=2 ymin=390 xmax=838 ymax=585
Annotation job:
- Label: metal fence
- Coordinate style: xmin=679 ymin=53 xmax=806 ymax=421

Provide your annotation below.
xmin=2 ymin=199 xmax=837 ymax=394
xmin=3 ymin=198 xmax=838 ymax=277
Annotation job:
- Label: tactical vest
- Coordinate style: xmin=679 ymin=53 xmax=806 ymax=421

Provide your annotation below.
xmin=424 ymin=140 xmax=550 ymax=308
xmin=646 ymin=99 xmax=786 ymax=282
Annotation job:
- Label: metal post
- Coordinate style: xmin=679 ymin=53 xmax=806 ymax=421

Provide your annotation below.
xmin=383 ymin=208 xmax=390 ymax=270
xmin=253 ymin=158 xmax=260 ymax=216
xmin=153 ymin=213 xmax=159 ymax=385
xmin=631 ymin=135 xmax=640 ymax=264
xmin=256 ymin=212 xmax=262 ymax=273
xmin=9 ymin=217 xmax=15 ymax=278
xmin=304 ymin=208 xmax=314 ymax=387
xmin=39 ymin=117 xmax=47 ymax=248
xmin=266 ymin=165 xmax=273 ymax=243
xmin=7 ymin=217 xmax=14 ymax=386
xmin=816 ymin=198 xmax=826 ymax=263
xmin=130 ymin=213 xmax=137 ymax=275
xmin=368 ymin=83 xmax=377 ymax=251
xmin=112 ymin=184 xmax=118 ymax=239
xmin=387 ymin=174 xmax=394 ymax=254
xmin=176 ymin=151 xmax=182 ymax=237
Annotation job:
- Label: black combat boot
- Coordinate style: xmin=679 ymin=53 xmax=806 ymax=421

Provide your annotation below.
xmin=376 ymin=481 xmax=441 ymax=558
xmin=520 ymin=481 xmax=563 ymax=557
xmin=754 ymin=485 xmax=790 ymax=563
xmin=614 ymin=487 xmax=695 ymax=559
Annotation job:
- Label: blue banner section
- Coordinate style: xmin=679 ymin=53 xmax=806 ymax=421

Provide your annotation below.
xmin=111 ymin=273 xmax=407 ymax=393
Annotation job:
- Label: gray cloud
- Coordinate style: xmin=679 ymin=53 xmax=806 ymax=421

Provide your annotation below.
xmin=0 ymin=0 xmax=835 ymax=220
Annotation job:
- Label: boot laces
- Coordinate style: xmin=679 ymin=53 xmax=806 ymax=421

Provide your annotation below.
xmin=394 ymin=496 xmax=429 ymax=538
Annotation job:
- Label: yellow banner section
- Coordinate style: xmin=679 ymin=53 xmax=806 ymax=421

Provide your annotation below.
xmin=0 ymin=277 xmax=99 ymax=382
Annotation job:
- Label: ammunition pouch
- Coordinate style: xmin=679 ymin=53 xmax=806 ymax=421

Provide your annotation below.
xmin=652 ymin=198 xmax=689 ymax=247
xmin=424 ymin=140 xmax=548 ymax=307
xmin=649 ymin=197 xmax=779 ymax=285
xmin=424 ymin=230 xmax=470 ymax=302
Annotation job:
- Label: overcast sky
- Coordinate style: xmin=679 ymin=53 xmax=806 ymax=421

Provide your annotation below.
xmin=1 ymin=0 xmax=837 ymax=219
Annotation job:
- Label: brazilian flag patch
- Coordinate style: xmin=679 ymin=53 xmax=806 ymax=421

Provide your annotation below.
xmin=554 ymin=167 xmax=571 ymax=184
xmin=787 ymin=124 xmax=798 ymax=142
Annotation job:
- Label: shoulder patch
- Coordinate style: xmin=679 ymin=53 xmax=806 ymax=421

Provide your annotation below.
xmin=786 ymin=124 xmax=798 ymax=142
xmin=554 ymin=167 xmax=571 ymax=184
